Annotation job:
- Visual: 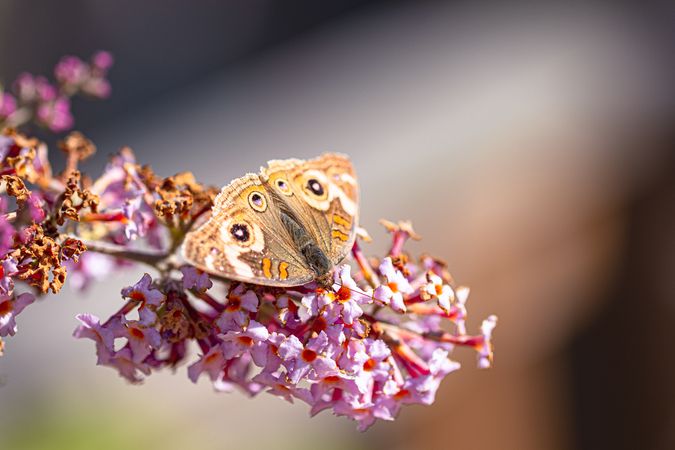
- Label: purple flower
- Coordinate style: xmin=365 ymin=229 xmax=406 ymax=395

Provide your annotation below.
xmin=188 ymin=345 xmax=227 ymax=383
xmin=0 ymin=216 xmax=15 ymax=260
xmin=0 ymin=258 xmax=17 ymax=295
xmin=181 ymin=266 xmax=212 ymax=294
xmin=121 ymin=273 xmax=165 ymax=325
xmin=216 ymin=285 xmax=258 ymax=331
xmin=122 ymin=195 xmax=150 ymax=241
xmin=66 ymin=252 xmax=117 ymax=291
xmin=220 ymin=320 xmax=269 ymax=359
xmin=106 ymin=347 xmax=152 ymax=383
xmin=121 ymin=320 xmax=162 ymax=363
xmin=250 ymin=331 xmax=285 ymax=371
xmin=73 ymin=313 xmax=115 ymax=363
xmin=0 ymin=292 xmax=35 ymax=337
xmin=25 ymin=192 xmax=46 ymax=222
xmin=373 ymin=257 xmax=412 ymax=313
xmin=278 ymin=332 xmax=339 ymax=384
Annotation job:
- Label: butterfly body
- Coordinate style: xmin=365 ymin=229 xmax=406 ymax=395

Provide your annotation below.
xmin=182 ymin=153 xmax=358 ymax=287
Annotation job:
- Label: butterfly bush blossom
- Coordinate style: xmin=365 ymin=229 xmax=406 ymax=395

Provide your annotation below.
xmin=1 ymin=52 xmax=497 ymax=431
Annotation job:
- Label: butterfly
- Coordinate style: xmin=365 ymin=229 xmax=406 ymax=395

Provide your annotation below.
xmin=181 ymin=153 xmax=359 ymax=287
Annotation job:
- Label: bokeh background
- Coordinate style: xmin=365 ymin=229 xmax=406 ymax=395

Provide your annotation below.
xmin=1 ymin=1 xmax=674 ymax=449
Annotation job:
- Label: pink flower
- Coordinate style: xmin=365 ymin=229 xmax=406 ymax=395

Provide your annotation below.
xmin=0 ymin=92 xmax=17 ymax=119
xmin=396 ymin=348 xmax=461 ymax=406
xmin=92 ymin=51 xmax=114 ymax=71
xmin=327 ymin=265 xmax=371 ymax=325
xmin=424 ymin=272 xmax=455 ymax=313
xmin=253 ymin=371 xmax=313 ymax=404
xmin=36 ymin=97 xmax=74 ymax=132
xmin=82 ymin=78 xmax=111 ymax=99
xmin=54 ymin=55 xmax=88 ymax=86
xmin=477 ymin=315 xmax=497 ymax=368
xmin=0 ymin=292 xmax=35 ymax=337
xmin=374 ymin=257 xmax=412 ymax=313
xmin=121 ymin=273 xmax=165 ymax=325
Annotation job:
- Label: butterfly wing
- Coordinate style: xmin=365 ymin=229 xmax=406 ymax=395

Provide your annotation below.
xmin=261 ymin=153 xmax=359 ymax=267
xmin=182 ymin=173 xmax=315 ymax=286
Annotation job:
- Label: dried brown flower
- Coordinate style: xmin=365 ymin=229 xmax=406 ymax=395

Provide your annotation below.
xmin=1 ymin=175 xmax=30 ymax=203
xmin=59 ymin=131 xmax=96 ymax=178
xmin=379 ymin=219 xmax=422 ymax=240
xmin=60 ymin=237 xmax=87 ymax=263
xmin=159 ymin=290 xmax=210 ymax=343
xmin=58 ymin=170 xmax=99 ymax=225
xmin=154 ymin=172 xmax=217 ymax=221
xmin=13 ymin=225 xmax=70 ymax=293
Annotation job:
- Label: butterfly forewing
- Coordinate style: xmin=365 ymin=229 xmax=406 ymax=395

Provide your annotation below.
xmin=182 ymin=153 xmax=358 ymax=286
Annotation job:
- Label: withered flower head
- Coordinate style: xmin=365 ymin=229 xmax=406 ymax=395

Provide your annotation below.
xmin=1 ymin=175 xmax=30 ymax=203
xmin=58 ymin=170 xmax=99 ymax=225
xmin=12 ymin=225 xmax=80 ymax=294
xmin=159 ymin=290 xmax=209 ymax=343
xmin=379 ymin=218 xmax=422 ymax=240
xmin=154 ymin=172 xmax=217 ymax=221
xmin=59 ymin=131 xmax=96 ymax=162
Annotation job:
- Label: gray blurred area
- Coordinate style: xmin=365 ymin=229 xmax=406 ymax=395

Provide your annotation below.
xmin=1 ymin=2 xmax=674 ymax=450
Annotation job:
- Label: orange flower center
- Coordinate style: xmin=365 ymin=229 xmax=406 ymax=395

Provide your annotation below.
xmin=129 ymin=291 xmax=146 ymax=302
xmin=0 ymin=300 xmax=12 ymax=315
xmin=435 ymin=284 xmax=443 ymax=296
xmin=226 ymin=296 xmax=241 ymax=312
xmin=237 ymin=336 xmax=254 ymax=346
xmin=394 ymin=389 xmax=410 ymax=400
xmin=310 ymin=316 xmax=327 ymax=333
xmin=388 ymin=282 xmax=399 ymax=293
xmin=301 ymin=348 xmax=318 ymax=362
xmin=335 ymin=286 xmax=351 ymax=303
xmin=205 ymin=352 xmax=220 ymax=363
xmin=363 ymin=358 xmax=377 ymax=371
xmin=128 ymin=327 xmax=145 ymax=339
xmin=323 ymin=375 xmax=341 ymax=384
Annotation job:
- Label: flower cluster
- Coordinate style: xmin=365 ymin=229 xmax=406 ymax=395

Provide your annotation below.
xmin=2 ymin=52 xmax=497 ymax=431
xmin=0 ymin=51 xmax=112 ymax=132
xmin=74 ymin=221 xmax=496 ymax=431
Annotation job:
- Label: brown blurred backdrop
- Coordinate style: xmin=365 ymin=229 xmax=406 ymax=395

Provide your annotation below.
xmin=1 ymin=2 xmax=674 ymax=450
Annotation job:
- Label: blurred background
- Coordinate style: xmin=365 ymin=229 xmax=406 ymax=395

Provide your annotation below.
xmin=1 ymin=1 xmax=674 ymax=449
